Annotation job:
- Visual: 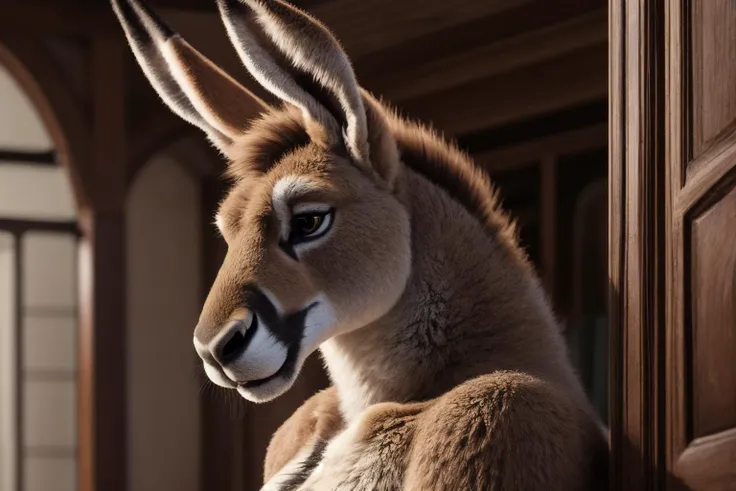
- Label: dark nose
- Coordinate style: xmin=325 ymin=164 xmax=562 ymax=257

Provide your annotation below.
xmin=194 ymin=314 xmax=257 ymax=367
xmin=213 ymin=323 xmax=250 ymax=365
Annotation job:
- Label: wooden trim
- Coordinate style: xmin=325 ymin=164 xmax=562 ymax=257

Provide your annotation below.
xmin=13 ymin=233 xmax=23 ymax=491
xmin=608 ymin=0 xmax=624 ymax=488
xmin=609 ymin=0 xmax=667 ymax=489
xmin=475 ymin=124 xmax=607 ymax=174
xmin=663 ymin=2 xmax=736 ymax=488
xmin=400 ymin=43 xmax=608 ymax=136
xmin=0 ymin=150 xmax=56 ymax=165
xmin=0 ymin=37 xmax=92 ymax=210
xmin=311 ymin=0 xmax=527 ymax=59
xmin=0 ymin=5 xmax=112 ymax=36
xmin=77 ymin=37 xmax=128 ymax=491
xmin=370 ymin=9 xmax=607 ymax=102
xmin=676 ymin=122 xmax=736 ymax=215
xmin=0 ymin=219 xmax=79 ymax=235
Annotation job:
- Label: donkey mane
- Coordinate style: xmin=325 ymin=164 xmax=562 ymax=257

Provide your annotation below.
xmin=382 ymin=106 xmax=522 ymax=255
xmin=227 ymin=98 xmax=525 ymax=266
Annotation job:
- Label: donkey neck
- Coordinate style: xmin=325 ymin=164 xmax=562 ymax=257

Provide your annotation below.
xmin=320 ymin=168 xmax=582 ymax=422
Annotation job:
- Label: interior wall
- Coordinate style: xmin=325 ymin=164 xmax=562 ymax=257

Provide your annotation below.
xmin=0 ymin=61 xmax=79 ymax=491
xmin=0 ymin=64 xmax=52 ymax=151
xmin=126 ymin=153 xmax=202 ymax=491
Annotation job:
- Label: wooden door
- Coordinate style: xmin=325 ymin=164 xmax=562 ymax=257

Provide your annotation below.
xmin=666 ymin=0 xmax=736 ymax=489
xmin=611 ymin=0 xmax=736 ymax=489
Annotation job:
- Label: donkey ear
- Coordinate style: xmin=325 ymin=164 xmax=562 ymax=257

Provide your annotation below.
xmin=216 ymin=0 xmax=370 ymax=166
xmin=111 ymin=0 xmax=269 ymax=156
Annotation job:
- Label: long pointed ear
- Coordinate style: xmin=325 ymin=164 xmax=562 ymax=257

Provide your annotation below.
xmin=111 ymin=0 xmax=269 ymax=155
xmin=216 ymin=0 xmax=370 ymax=166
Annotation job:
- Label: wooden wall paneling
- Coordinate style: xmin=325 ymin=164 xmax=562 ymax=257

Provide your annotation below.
xmin=689 ymin=0 xmax=736 ymax=159
xmin=609 ymin=0 xmax=667 ymax=489
xmin=78 ymin=36 xmax=128 ymax=491
xmin=366 ymin=9 xmax=607 ymax=102
xmin=310 ymin=0 xmax=529 ymax=59
xmin=399 ymin=44 xmax=607 ymax=136
xmin=474 ymin=123 xmax=607 ymax=174
xmin=664 ymin=3 xmax=688 ymax=484
xmin=0 ymin=4 xmax=116 ymax=36
xmin=666 ymin=2 xmax=736 ymax=488
xmin=355 ymin=0 xmax=605 ymax=81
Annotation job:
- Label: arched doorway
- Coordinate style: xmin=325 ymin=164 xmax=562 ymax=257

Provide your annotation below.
xmin=125 ymin=143 xmax=205 ymax=491
xmin=0 ymin=56 xmax=80 ymax=491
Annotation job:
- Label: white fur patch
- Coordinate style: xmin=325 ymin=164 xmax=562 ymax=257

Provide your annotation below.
xmin=203 ymin=362 xmax=235 ymax=389
xmin=223 ymin=321 xmax=288 ymax=383
xmin=320 ymin=339 xmax=376 ymax=420
xmin=272 ymin=176 xmax=322 ymax=240
xmin=261 ymin=445 xmax=314 ymax=491
xmin=214 ymin=213 xmax=225 ymax=234
xmin=300 ymin=296 xmax=337 ymax=357
xmin=235 ymin=294 xmax=336 ymax=403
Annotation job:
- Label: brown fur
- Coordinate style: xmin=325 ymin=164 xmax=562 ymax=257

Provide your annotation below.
xmin=112 ymin=0 xmax=609 ymax=489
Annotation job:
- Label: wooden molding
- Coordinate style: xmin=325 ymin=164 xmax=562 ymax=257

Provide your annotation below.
xmin=475 ymin=123 xmax=607 ymax=174
xmin=369 ymin=9 xmax=607 ymax=103
xmin=0 ymin=36 xmax=92 ymax=208
xmin=0 ymin=0 xmax=524 ymax=46
xmin=609 ymin=0 xmax=667 ymax=489
xmin=78 ymin=37 xmax=128 ymax=491
xmin=399 ymin=43 xmax=607 ymax=136
xmin=312 ymin=0 xmax=528 ymax=58
xmin=0 ymin=4 xmax=114 ymax=36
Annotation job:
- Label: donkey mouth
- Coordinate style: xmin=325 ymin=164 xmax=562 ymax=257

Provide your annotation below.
xmin=239 ymin=299 xmax=321 ymax=389
xmin=239 ymin=356 xmax=290 ymax=389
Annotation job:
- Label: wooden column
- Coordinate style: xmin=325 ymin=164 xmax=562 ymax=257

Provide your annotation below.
xmin=609 ymin=0 xmax=666 ymax=489
xmin=78 ymin=36 xmax=128 ymax=491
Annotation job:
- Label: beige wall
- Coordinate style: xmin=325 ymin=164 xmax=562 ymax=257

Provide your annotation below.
xmin=0 ymin=62 xmax=79 ymax=491
xmin=0 ymin=64 xmax=51 ymax=151
xmin=126 ymin=154 xmax=202 ymax=491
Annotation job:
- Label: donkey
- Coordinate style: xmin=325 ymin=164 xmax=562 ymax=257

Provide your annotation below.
xmin=112 ymin=0 xmax=609 ymax=489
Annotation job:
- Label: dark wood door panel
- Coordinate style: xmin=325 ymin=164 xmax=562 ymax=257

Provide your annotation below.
xmin=690 ymin=176 xmax=736 ymax=439
xmin=666 ymin=0 xmax=736 ymax=489
xmin=692 ymin=0 xmax=736 ymax=161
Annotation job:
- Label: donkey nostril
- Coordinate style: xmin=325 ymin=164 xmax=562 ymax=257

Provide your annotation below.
xmin=220 ymin=330 xmax=247 ymax=364
xmin=211 ymin=315 xmax=256 ymax=366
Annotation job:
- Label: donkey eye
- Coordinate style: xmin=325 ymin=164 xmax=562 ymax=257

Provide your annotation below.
xmin=295 ymin=215 xmax=321 ymax=234
xmin=290 ymin=210 xmax=334 ymax=242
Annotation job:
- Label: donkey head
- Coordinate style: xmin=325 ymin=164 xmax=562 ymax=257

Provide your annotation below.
xmin=112 ymin=0 xmax=412 ymax=402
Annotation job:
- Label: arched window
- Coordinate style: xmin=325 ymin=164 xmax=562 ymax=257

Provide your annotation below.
xmin=0 ymin=61 xmax=79 ymax=491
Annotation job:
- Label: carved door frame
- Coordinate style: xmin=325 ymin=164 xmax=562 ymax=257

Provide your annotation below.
xmin=609 ymin=0 xmax=667 ymax=488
